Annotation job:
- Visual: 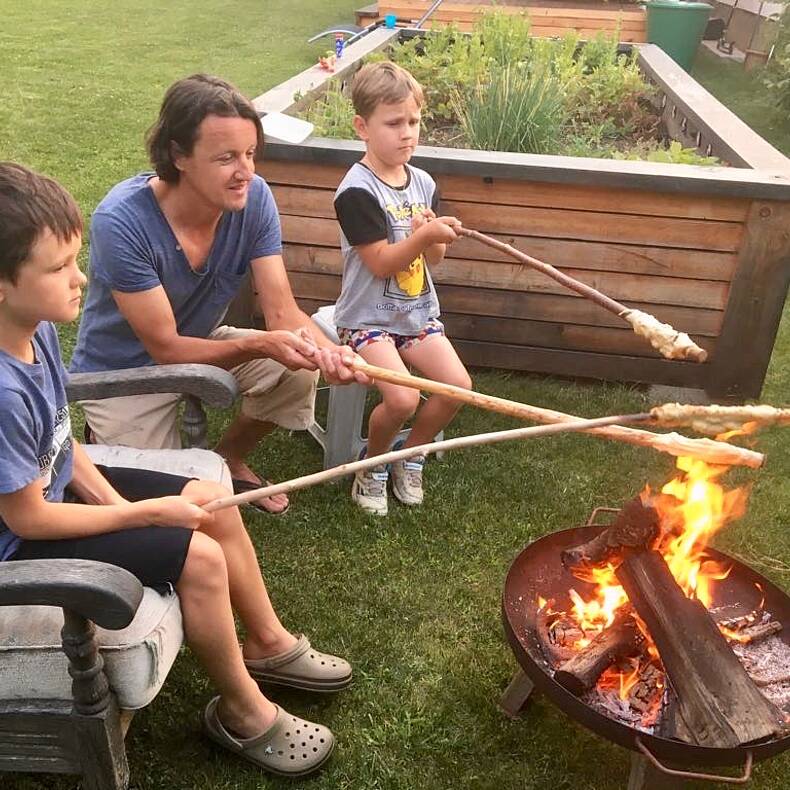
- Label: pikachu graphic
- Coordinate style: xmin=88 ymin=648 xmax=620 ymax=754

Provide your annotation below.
xmin=395 ymin=253 xmax=426 ymax=297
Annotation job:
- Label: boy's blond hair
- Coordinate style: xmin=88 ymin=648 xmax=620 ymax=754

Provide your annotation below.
xmin=351 ymin=61 xmax=424 ymax=119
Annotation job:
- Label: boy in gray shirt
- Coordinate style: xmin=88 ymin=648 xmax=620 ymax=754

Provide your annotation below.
xmin=334 ymin=62 xmax=472 ymax=516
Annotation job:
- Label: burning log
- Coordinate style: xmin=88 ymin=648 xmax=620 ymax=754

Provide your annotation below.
xmin=713 ymin=608 xmax=784 ymax=644
xmin=616 ymin=549 xmax=784 ymax=748
xmin=554 ymin=607 xmax=644 ymax=696
xmin=536 ymin=599 xmax=583 ymax=664
xmin=561 ymin=497 xmax=659 ymax=570
xmin=727 ymin=620 xmax=783 ymax=644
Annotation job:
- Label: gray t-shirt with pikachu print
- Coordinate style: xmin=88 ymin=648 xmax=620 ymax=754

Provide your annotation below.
xmin=333 ymin=162 xmax=442 ymax=335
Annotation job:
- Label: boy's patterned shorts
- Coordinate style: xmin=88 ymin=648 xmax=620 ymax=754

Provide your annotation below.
xmin=337 ymin=318 xmax=445 ymax=353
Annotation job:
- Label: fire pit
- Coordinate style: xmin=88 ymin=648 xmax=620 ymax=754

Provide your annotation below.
xmin=501 ymin=461 xmax=790 ymax=787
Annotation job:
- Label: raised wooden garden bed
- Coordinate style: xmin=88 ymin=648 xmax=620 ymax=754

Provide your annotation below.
xmin=361 ymin=0 xmax=647 ymax=43
xmin=251 ymin=28 xmax=790 ymax=400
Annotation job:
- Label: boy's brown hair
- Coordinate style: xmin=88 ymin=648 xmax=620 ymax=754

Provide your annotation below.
xmin=0 ymin=162 xmax=83 ymax=283
xmin=351 ymin=61 xmax=424 ymax=119
xmin=146 ymin=73 xmax=264 ymax=184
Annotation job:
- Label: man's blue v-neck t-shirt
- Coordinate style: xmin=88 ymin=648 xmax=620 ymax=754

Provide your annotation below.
xmin=70 ymin=172 xmax=282 ymax=373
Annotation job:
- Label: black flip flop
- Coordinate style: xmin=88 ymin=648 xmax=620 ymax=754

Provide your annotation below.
xmin=231 ymin=477 xmax=290 ymax=516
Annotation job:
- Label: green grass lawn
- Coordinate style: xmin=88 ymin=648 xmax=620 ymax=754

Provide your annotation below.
xmin=1 ymin=7 xmax=789 ymax=788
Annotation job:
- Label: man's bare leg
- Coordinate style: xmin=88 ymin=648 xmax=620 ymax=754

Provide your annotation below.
xmin=214 ymin=413 xmax=289 ymax=513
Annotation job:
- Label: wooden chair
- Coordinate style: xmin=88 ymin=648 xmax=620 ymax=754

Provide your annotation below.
xmin=0 ymin=364 xmax=237 ymax=790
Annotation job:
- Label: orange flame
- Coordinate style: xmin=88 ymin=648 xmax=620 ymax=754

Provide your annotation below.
xmin=715 ymin=421 xmax=759 ymax=443
xmin=557 ymin=456 xmax=749 ymax=719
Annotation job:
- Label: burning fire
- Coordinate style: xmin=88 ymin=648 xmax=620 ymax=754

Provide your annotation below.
xmin=540 ymin=456 xmax=750 ymax=702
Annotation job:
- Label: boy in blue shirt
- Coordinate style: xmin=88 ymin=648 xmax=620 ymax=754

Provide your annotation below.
xmin=0 ymin=162 xmax=347 ymax=777
xmin=334 ymin=62 xmax=472 ymax=515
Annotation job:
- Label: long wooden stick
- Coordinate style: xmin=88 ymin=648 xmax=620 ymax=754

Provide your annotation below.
xmin=459 ymin=228 xmax=708 ymax=363
xmin=203 ymin=414 xmax=650 ymax=513
xmin=350 ymin=358 xmax=764 ymax=468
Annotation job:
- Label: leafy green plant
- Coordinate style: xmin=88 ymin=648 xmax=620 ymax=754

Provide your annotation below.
xmin=453 ymin=63 xmax=565 ymax=154
xmin=612 ymin=140 xmax=720 ymax=166
xmin=296 ymin=9 xmax=696 ymax=163
xmin=382 ymin=23 xmax=488 ymax=123
xmin=474 ymin=8 xmax=532 ymax=67
xmin=300 ymin=84 xmax=355 ymax=139
xmin=763 ymin=6 xmax=790 ymax=112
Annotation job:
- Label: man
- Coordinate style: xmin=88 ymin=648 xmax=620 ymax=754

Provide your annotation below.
xmin=71 ymin=74 xmax=366 ymax=513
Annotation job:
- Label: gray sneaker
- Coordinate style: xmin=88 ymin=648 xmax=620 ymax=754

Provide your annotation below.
xmin=351 ymin=464 xmax=389 ymax=516
xmin=390 ymin=455 xmax=425 ymax=506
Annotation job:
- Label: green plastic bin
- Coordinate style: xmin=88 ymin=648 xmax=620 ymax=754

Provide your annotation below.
xmin=645 ymin=0 xmax=713 ymax=72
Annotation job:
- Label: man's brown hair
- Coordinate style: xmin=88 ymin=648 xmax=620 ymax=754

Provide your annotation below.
xmin=146 ymin=74 xmax=264 ymax=183
xmin=351 ymin=61 xmax=424 ymax=119
xmin=0 ymin=162 xmax=83 ymax=283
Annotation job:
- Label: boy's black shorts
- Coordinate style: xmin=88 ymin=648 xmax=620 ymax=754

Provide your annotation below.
xmin=10 ymin=466 xmax=195 ymax=594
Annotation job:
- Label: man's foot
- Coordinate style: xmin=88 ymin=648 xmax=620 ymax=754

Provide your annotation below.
xmin=351 ymin=465 xmax=388 ymax=516
xmin=225 ymin=461 xmax=289 ymax=515
xmin=390 ymin=454 xmax=425 ymax=506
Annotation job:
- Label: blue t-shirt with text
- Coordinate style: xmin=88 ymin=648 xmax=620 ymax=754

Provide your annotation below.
xmin=0 ymin=323 xmax=74 ymax=560
xmin=70 ymin=172 xmax=282 ymax=372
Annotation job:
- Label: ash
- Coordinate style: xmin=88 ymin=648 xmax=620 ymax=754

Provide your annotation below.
xmin=733 ymin=629 xmax=790 ymax=712
xmin=581 ymin=688 xmax=657 ymax=734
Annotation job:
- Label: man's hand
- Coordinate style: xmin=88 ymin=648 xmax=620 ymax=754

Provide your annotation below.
xmin=253 ymin=329 xmax=319 ymax=371
xmin=296 ymin=328 xmax=371 ymax=385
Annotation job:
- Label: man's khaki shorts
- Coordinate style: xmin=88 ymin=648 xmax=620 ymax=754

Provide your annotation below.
xmin=80 ymin=325 xmax=318 ymax=450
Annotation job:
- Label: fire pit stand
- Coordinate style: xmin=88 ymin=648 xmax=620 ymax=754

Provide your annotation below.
xmin=500 ymin=508 xmax=790 ymax=788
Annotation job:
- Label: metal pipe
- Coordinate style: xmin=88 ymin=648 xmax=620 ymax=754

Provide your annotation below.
xmin=415 ymin=0 xmax=445 ymax=29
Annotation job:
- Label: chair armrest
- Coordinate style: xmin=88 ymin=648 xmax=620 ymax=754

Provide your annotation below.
xmin=0 ymin=559 xmax=143 ymax=629
xmin=66 ymin=363 xmax=239 ymax=408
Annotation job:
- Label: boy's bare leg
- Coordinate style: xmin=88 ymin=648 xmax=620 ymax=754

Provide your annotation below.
xmin=399 ymin=335 xmax=472 ymax=448
xmin=176 ymin=529 xmax=278 ymax=736
xmin=214 ymin=415 xmax=290 ymax=512
xmin=357 ymin=340 xmax=420 ymax=458
xmin=182 ymin=479 xmax=296 ymax=659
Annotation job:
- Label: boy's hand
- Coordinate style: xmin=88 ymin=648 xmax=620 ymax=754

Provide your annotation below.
xmin=140 ymin=496 xmax=212 ymax=530
xmin=416 ymin=215 xmax=463 ymax=246
xmin=411 ymin=208 xmax=436 ymax=233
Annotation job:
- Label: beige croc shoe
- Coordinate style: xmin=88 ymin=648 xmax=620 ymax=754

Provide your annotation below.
xmin=244 ymin=634 xmax=352 ymax=692
xmin=203 ymin=697 xmax=334 ymax=777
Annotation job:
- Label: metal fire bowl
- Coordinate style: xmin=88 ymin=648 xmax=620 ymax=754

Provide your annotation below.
xmin=502 ymin=520 xmax=790 ymax=767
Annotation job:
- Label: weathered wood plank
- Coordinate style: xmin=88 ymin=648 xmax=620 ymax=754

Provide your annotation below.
xmin=260 ymin=161 xmax=750 ymax=221
xmin=440 ymin=312 xmax=716 ymax=357
xmin=280 ymin=216 xmax=738 ymax=281
xmin=435 ymin=174 xmax=750 ymax=222
xmin=0 ymin=560 xmax=142 ymax=629
xmin=390 ymin=10 xmax=646 ymax=31
xmin=452 ymin=339 xmax=710 ymax=387
xmin=708 ymin=200 xmax=790 ymax=399
xmin=251 ymin=27 xmax=399 ymax=115
xmin=285 ymin=271 xmax=724 ymax=335
xmin=67 ymin=364 xmax=238 ymax=407
xmin=262 ymin=138 xmax=790 ymax=201
xmin=382 ymin=1 xmax=646 ymax=21
xmin=442 ymin=200 xmax=744 ymax=252
xmin=419 ymin=20 xmax=646 ymax=40
xmin=638 ymin=45 xmax=790 ymax=173
xmin=270 ymin=185 xmax=744 ymax=251
xmin=299 ymin=295 xmax=716 ymax=356
xmin=284 ymin=245 xmax=730 ymax=309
